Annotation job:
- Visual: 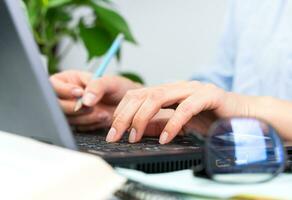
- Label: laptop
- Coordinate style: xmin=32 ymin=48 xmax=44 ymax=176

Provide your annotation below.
xmin=0 ymin=0 xmax=203 ymax=173
xmin=1 ymin=0 xmax=291 ymax=174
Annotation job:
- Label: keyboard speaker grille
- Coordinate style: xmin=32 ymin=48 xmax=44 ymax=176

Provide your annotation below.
xmin=117 ymin=158 xmax=202 ymax=173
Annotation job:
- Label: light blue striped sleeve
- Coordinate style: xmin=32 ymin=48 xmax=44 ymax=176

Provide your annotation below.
xmin=191 ymin=0 xmax=236 ymax=91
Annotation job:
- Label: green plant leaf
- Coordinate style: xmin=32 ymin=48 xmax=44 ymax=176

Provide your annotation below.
xmin=44 ymin=8 xmax=72 ymax=43
xmin=91 ymin=2 xmax=136 ymax=43
xmin=119 ymin=71 xmax=144 ymax=84
xmin=47 ymin=0 xmax=72 ymax=8
xmin=24 ymin=0 xmax=42 ymax=27
xmin=46 ymin=8 xmax=71 ymax=22
xmin=79 ymin=22 xmax=113 ymax=60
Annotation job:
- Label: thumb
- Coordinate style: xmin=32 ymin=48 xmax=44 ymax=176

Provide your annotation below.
xmin=82 ymin=78 xmax=107 ymax=107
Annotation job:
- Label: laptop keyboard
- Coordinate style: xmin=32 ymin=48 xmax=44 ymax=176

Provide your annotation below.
xmin=74 ymin=131 xmax=202 ymax=154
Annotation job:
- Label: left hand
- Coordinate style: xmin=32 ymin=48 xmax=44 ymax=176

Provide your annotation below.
xmin=50 ymin=70 xmax=140 ymax=132
xmin=106 ymin=81 xmax=253 ymax=144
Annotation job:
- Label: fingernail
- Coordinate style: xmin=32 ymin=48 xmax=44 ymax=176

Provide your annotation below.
xmin=106 ymin=127 xmax=116 ymax=143
xmin=82 ymin=92 xmax=97 ymax=106
xmin=129 ymin=128 xmax=136 ymax=143
xmin=159 ymin=131 xmax=168 ymax=144
xmin=71 ymin=88 xmax=83 ymax=97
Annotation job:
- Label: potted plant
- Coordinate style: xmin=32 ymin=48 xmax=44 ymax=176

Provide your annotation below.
xmin=23 ymin=0 xmax=144 ymax=83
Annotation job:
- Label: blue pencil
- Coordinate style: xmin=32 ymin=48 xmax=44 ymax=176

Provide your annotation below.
xmin=74 ymin=33 xmax=125 ymax=112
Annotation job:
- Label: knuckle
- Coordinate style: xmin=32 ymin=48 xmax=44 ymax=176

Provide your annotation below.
xmin=100 ymin=75 xmax=112 ymax=86
xmin=204 ymin=84 xmax=224 ymax=98
xmin=113 ymin=115 xmax=129 ymax=127
xmin=125 ymin=90 xmax=134 ymax=97
xmin=147 ymin=88 xmax=164 ymax=101
xmin=125 ymin=90 xmax=142 ymax=100
xmin=179 ymin=102 xmax=194 ymax=114
xmin=132 ymin=115 xmax=145 ymax=126
xmin=112 ymin=112 xmax=118 ymax=120
xmin=167 ymin=120 xmax=180 ymax=129
xmin=204 ymin=83 xmax=218 ymax=90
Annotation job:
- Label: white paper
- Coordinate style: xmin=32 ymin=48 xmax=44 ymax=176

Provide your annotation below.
xmin=0 ymin=131 xmax=126 ymax=200
xmin=117 ymin=168 xmax=292 ymax=199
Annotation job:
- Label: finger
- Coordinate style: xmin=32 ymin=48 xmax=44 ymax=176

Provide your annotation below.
xmin=75 ymin=71 xmax=92 ymax=87
xmin=112 ymin=88 xmax=146 ymax=118
xmin=111 ymin=84 xmax=197 ymax=142
xmin=82 ymin=76 xmax=118 ymax=107
xmin=112 ymin=94 xmax=132 ymax=119
xmin=126 ymin=84 xmax=198 ymax=142
xmin=59 ymin=99 xmax=92 ymax=115
xmin=129 ymin=97 xmax=163 ymax=143
xmin=59 ymin=99 xmax=78 ymax=114
xmin=106 ymin=99 xmax=144 ymax=143
xmin=159 ymin=95 xmax=208 ymax=144
xmin=50 ymin=76 xmax=84 ymax=99
xmin=68 ymin=110 xmax=111 ymax=126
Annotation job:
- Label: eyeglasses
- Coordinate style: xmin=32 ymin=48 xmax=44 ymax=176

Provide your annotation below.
xmin=193 ymin=117 xmax=288 ymax=184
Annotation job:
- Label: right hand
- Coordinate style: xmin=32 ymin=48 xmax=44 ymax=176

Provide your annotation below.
xmin=49 ymin=70 xmax=142 ymax=131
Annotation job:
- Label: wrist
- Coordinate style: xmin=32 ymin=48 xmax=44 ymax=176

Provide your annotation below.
xmin=249 ymin=96 xmax=275 ymax=122
xmin=225 ymin=93 xmax=277 ymax=126
xmin=223 ymin=93 xmax=272 ymax=119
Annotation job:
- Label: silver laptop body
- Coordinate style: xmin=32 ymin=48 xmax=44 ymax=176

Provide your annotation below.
xmin=0 ymin=0 xmax=76 ymax=149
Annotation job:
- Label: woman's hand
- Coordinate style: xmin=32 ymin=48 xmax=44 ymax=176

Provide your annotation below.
xmin=50 ymin=70 xmax=142 ymax=131
xmin=107 ymin=81 xmax=255 ymax=144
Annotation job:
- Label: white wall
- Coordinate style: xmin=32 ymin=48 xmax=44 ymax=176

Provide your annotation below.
xmin=60 ymin=0 xmax=228 ymax=85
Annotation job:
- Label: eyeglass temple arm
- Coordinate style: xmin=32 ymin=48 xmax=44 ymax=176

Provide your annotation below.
xmin=193 ymin=165 xmax=209 ymax=178
xmin=189 ymin=133 xmax=209 ymax=178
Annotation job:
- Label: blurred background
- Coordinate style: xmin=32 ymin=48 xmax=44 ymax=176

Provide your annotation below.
xmin=25 ymin=0 xmax=228 ymax=85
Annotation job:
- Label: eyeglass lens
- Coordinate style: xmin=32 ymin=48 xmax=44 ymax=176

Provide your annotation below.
xmin=206 ymin=118 xmax=285 ymax=183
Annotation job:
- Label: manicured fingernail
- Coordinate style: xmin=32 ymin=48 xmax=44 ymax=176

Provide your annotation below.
xmin=129 ymin=128 xmax=136 ymax=143
xmin=71 ymin=88 xmax=83 ymax=97
xmin=82 ymin=92 xmax=97 ymax=106
xmin=159 ymin=131 xmax=168 ymax=144
xmin=106 ymin=127 xmax=116 ymax=143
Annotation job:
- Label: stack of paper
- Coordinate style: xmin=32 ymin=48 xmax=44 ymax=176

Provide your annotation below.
xmin=0 ymin=131 xmax=125 ymax=200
